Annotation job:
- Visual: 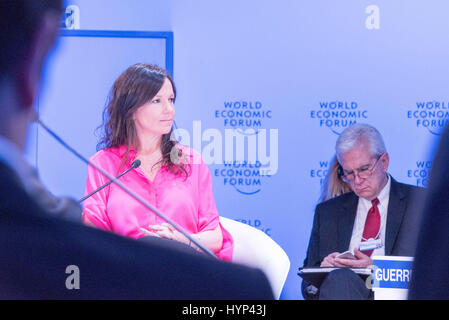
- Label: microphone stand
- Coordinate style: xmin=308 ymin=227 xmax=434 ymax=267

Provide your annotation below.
xmin=78 ymin=160 xmax=140 ymax=203
xmin=38 ymin=119 xmax=217 ymax=259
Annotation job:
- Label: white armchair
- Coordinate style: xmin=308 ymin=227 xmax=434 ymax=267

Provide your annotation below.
xmin=220 ymin=216 xmax=290 ymax=299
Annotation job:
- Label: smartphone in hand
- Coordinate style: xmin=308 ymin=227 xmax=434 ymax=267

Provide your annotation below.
xmin=335 ymin=250 xmax=356 ymax=260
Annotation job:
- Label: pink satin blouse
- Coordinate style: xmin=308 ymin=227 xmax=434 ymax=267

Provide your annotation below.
xmin=82 ymin=145 xmax=233 ymax=261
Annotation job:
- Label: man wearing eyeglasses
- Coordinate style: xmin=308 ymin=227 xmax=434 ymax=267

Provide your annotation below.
xmin=302 ymin=123 xmax=425 ymax=300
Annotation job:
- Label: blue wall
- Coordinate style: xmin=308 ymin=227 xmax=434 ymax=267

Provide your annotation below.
xmin=37 ymin=0 xmax=447 ymax=299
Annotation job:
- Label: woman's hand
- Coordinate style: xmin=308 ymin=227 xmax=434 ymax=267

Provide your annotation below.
xmin=139 ymin=223 xmax=223 ymax=253
xmin=138 ymin=227 xmax=161 ymax=238
xmin=140 ymin=223 xmax=190 ymax=245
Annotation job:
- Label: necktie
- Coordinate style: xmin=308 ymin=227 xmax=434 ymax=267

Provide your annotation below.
xmin=361 ymin=198 xmax=380 ymax=257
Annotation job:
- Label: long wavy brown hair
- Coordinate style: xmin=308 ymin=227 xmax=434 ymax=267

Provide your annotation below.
xmin=97 ymin=63 xmax=189 ymax=177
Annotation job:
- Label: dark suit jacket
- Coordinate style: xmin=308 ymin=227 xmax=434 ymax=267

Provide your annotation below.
xmin=408 ymin=125 xmax=449 ymax=299
xmin=301 ymin=177 xmax=425 ymax=299
xmin=0 ymin=161 xmax=273 ymax=299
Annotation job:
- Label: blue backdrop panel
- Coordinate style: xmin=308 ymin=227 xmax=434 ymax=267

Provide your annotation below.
xmin=168 ymin=1 xmax=446 ymax=299
xmin=40 ymin=0 xmax=449 ymax=299
xmin=35 ymin=30 xmax=173 ymax=199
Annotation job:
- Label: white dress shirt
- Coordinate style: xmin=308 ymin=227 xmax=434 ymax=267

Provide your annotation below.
xmin=348 ymin=175 xmax=391 ymax=257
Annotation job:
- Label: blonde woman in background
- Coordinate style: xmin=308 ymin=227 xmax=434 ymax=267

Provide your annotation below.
xmin=319 ymin=155 xmax=351 ymax=203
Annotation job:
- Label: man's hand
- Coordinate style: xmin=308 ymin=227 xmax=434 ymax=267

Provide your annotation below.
xmin=334 ymin=248 xmax=372 ymax=268
xmin=320 ymin=252 xmax=340 ymax=267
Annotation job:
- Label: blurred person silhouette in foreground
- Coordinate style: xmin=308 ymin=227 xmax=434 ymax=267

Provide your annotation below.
xmin=0 ymin=0 xmax=273 ymax=299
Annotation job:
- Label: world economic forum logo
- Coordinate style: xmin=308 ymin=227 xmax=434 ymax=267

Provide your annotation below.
xmin=214 ymin=160 xmax=271 ymax=195
xmin=215 ymin=100 xmax=272 ymax=130
xmin=212 ymin=100 xmax=276 ymax=195
xmin=310 ymin=101 xmax=368 ymax=135
xmin=173 ymin=117 xmax=278 ymax=196
xmin=309 ymin=160 xmax=330 ymax=187
xmin=407 ymin=101 xmax=449 ymax=135
xmin=406 ymin=160 xmax=431 ymax=187
xmin=234 ymin=218 xmax=272 ymax=236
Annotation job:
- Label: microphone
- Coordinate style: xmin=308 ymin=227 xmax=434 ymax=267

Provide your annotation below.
xmin=78 ymin=159 xmax=141 ymax=203
xmin=37 ymin=120 xmax=217 ymax=259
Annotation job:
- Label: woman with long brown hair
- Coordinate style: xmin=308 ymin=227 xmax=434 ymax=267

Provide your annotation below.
xmin=82 ymin=63 xmax=233 ymax=260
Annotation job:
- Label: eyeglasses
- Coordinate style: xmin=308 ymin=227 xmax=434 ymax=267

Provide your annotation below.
xmin=338 ymin=153 xmax=384 ymax=183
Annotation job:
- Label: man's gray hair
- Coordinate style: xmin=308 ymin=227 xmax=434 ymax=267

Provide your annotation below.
xmin=335 ymin=123 xmax=386 ymax=161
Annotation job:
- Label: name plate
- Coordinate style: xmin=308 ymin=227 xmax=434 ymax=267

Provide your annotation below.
xmin=372 ymin=256 xmax=414 ymax=300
